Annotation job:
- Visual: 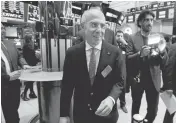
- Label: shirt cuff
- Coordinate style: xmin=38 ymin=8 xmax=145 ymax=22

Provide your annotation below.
xmin=108 ymin=96 xmax=115 ymax=105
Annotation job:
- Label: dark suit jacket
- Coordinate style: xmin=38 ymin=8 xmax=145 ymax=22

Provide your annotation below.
xmin=163 ymin=43 xmax=176 ymax=95
xmin=126 ymin=31 xmax=168 ymax=92
xmin=60 ymin=41 xmax=125 ymax=123
xmin=1 ymin=40 xmax=27 ymax=86
xmin=23 ymin=45 xmax=39 ymax=66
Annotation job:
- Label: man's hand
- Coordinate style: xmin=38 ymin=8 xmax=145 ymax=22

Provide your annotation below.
xmin=59 ymin=117 xmax=70 ymax=123
xmin=9 ymin=70 xmax=21 ymax=81
xmin=165 ymin=90 xmax=173 ymax=97
xmin=23 ymin=65 xmax=32 ymax=70
xmin=140 ymin=45 xmax=151 ymax=57
xmin=119 ymin=38 xmax=128 ymax=45
xmin=95 ymin=97 xmax=114 ymax=116
xmin=35 ymin=50 xmax=41 ymax=60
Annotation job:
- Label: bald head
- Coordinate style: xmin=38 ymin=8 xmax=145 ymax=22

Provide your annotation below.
xmin=81 ymin=9 xmax=105 ymax=24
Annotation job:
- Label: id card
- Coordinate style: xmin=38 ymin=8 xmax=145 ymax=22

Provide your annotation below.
xmin=101 ymin=65 xmax=112 ymax=78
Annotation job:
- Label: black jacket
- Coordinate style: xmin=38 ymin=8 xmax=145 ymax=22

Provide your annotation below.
xmin=23 ymin=45 xmax=39 ymax=66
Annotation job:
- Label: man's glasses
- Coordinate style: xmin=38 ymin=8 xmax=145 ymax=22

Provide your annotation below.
xmin=89 ymin=22 xmax=107 ymax=29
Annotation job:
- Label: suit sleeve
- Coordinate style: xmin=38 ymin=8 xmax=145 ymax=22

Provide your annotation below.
xmin=60 ymin=49 xmax=75 ymax=117
xmin=126 ymin=35 xmax=140 ymax=60
xmin=1 ymin=62 xmax=10 ymax=82
xmin=109 ymin=49 xmax=125 ymax=101
xmin=159 ymin=49 xmax=169 ymax=71
xmin=162 ymin=45 xmax=176 ymax=90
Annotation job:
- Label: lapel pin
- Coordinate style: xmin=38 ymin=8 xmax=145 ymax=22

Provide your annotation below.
xmin=107 ymin=52 xmax=111 ymax=55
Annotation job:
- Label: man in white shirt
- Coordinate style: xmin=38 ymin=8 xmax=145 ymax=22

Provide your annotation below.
xmin=60 ymin=9 xmax=125 ymax=123
xmin=1 ymin=24 xmax=30 ymax=123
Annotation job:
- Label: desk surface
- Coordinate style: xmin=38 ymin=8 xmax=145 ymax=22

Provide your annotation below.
xmin=19 ymin=69 xmax=63 ymax=82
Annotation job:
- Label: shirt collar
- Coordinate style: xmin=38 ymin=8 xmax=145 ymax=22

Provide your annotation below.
xmin=85 ymin=41 xmax=102 ymax=51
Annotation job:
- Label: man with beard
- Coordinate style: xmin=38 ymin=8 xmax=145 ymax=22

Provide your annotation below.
xmin=126 ymin=10 xmax=168 ymax=123
xmin=115 ymin=30 xmax=128 ymax=113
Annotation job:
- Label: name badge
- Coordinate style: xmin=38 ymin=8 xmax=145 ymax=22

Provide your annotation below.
xmin=101 ymin=65 xmax=112 ymax=78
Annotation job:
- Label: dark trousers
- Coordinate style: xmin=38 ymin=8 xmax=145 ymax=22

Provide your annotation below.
xmin=119 ymin=88 xmax=126 ymax=107
xmin=1 ymin=80 xmax=21 ymax=123
xmin=24 ymin=81 xmax=34 ymax=95
xmin=74 ymin=110 xmax=118 ymax=123
xmin=163 ymin=110 xmax=175 ymax=123
xmin=131 ymin=79 xmax=159 ymax=123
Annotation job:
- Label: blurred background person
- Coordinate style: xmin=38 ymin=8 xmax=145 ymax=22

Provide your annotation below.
xmin=162 ymin=43 xmax=176 ymax=123
xmin=1 ymin=23 xmax=30 ymax=123
xmin=115 ymin=30 xmax=128 ymax=113
xmin=20 ymin=35 xmax=40 ymax=101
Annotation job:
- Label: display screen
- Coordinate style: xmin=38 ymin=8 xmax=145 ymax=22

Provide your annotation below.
xmin=159 ymin=10 xmax=166 ymax=19
xmin=1 ymin=1 xmax=24 ymax=21
xmin=5 ymin=27 xmax=18 ymax=37
xmin=168 ymin=8 xmax=174 ymax=19
xmin=28 ymin=4 xmax=40 ymax=21
xmin=127 ymin=15 xmax=134 ymax=23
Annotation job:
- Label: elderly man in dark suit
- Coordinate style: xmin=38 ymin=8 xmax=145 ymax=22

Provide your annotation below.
xmin=1 ymin=24 xmax=30 ymax=123
xmin=162 ymin=43 xmax=176 ymax=123
xmin=126 ymin=10 xmax=168 ymax=123
xmin=59 ymin=9 xmax=125 ymax=123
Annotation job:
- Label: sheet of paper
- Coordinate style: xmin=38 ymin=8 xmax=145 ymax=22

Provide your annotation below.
xmin=160 ymin=92 xmax=176 ymax=114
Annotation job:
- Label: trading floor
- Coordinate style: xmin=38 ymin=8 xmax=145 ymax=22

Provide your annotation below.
xmin=1 ymin=83 xmax=176 ymax=123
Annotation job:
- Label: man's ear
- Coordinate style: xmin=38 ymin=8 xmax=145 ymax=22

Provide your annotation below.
xmin=80 ymin=22 xmax=85 ymax=30
xmin=139 ymin=21 xmax=141 ymax=27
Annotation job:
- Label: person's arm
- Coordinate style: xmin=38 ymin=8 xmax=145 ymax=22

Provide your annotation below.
xmin=126 ymin=36 xmax=140 ymax=60
xmin=109 ymin=49 xmax=125 ymax=101
xmin=1 ymin=64 xmax=10 ymax=82
xmin=16 ymin=44 xmax=27 ymax=68
xmin=95 ymin=49 xmax=125 ymax=116
xmin=60 ymin=49 xmax=75 ymax=117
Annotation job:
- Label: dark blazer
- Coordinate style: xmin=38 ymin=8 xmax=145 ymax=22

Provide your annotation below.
xmin=1 ymin=40 xmax=27 ymax=86
xmin=126 ymin=31 xmax=168 ymax=92
xmin=60 ymin=41 xmax=125 ymax=123
xmin=163 ymin=43 xmax=176 ymax=95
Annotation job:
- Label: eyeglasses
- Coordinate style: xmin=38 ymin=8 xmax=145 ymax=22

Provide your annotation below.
xmin=89 ymin=22 xmax=107 ymax=29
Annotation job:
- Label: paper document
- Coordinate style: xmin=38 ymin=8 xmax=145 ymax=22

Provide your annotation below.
xmin=160 ymin=92 xmax=176 ymax=114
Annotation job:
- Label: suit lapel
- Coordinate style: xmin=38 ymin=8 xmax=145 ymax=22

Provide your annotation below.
xmin=79 ymin=42 xmax=90 ymax=82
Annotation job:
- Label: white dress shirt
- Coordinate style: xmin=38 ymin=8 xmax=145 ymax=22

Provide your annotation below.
xmin=1 ymin=49 xmax=11 ymax=75
xmin=85 ymin=41 xmax=102 ymax=73
xmin=85 ymin=41 xmax=115 ymax=104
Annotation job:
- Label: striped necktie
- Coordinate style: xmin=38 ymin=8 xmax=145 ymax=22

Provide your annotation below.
xmin=89 ymin=47 xmax=96 ymax=85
